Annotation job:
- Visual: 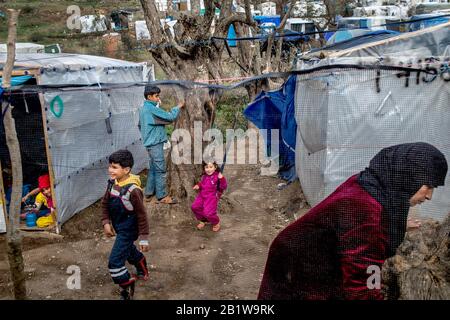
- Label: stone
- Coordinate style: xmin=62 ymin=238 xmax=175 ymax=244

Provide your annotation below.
xmin=382 ymin=216 xmax=450 ymax=300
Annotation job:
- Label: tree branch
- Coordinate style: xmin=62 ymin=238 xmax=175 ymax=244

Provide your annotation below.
xmin=217 ymin=14 xmax=257 ymax=36
xmin=139 ymin=0 xmax=165 ymax=45
xmin=265 ymin=0 xmax=294 ymax=72
xmin=140 ymin=0 xmax=195 ymax=58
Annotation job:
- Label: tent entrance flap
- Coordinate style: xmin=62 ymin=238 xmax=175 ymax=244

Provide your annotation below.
xmin=0 ymin=76 xmax=51 ymax=229
xmin=243 ymin=76 xmax=298 ymax=182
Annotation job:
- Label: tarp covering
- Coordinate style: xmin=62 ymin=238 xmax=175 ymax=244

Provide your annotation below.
xmin=293 ymin=22 xmax=450 ymax=221
xmin=0 ymin=53 xmax=149 ymax=226
xmin=299 ymin=21 xmax=450 ymax=63
xmin=322 ymin=30 xmax=399 ymax=49
xmin=0 ymin=206 xmax=5 ymax=233
xmin=244 ymin=76 xmax=297 ymax=182
xmin=0 ymin=43 xmax=44 ymax=54
xmin=0 ymin=75 xmax=33 ymax=87
xmin=80 ymin=15 xmax=108 ymax=34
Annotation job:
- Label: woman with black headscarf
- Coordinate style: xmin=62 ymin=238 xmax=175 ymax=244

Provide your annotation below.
xmin=258 ymin=142 xmax=448 ymax=300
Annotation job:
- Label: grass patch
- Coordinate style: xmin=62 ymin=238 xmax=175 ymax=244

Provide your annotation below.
xmin=215 ymin=91 xmax=249 ymax=134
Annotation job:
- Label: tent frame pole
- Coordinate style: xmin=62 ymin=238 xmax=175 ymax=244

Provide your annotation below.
xmin=35 ymin=73 xmax=60 ymax=234
xmin=0 ymin=161 xmax=8 ymax=232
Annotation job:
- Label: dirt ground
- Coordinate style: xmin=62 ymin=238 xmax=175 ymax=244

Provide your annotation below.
xmin=0 ymin=164 xmax=309 ymax=300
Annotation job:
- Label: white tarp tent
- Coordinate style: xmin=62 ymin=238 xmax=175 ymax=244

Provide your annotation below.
xmin=0 ymin=202 xmax=5 ymax=233
xmin=0 ymin=43 xmax=44 ymax=54
xmin=135 ymin=19 xmax=177 ymax=41
xmin=294 ymin=22 xmax=450 ymax=221
xmin=135 ymin=20 xmax=150 ymax=40
xmin=80 ymin=15 xmax=108 ymax=34
xmin=0 ymin=53 xmax=151 ymax=230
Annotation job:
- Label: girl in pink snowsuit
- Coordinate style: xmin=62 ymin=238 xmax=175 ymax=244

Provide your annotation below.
xmin=191 ymin=162 xmax=227 ymax=232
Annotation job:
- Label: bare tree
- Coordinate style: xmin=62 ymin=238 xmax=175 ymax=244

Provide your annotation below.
xmin=1 ymin=9 xmax=27 ymax=300
xmin=233 ymin=0 xmax=296 ymax=101
xmin=139 ymin=0 xmax=256 ymax=201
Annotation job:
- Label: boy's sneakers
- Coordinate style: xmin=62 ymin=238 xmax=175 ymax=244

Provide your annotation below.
xmin=135 ymin=257 xmax=149 ymax=281
xmin=144 ymin=195 xmax=154 ymax=203
xmin=119 ymin=277 xmax=136 ymax=300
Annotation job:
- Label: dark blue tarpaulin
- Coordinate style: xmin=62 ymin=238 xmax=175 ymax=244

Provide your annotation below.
xmin=0 ymin=75 xmax=33 ymax=87
xmin=243 ymin=76 xmax=297 ymax=182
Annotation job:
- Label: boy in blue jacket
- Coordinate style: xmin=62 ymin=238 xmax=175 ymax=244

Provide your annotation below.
xmin=139 ymin=85 xmax=184 ymax=204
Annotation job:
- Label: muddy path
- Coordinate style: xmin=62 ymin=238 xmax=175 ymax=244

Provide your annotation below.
xmin=0 ymin=164 xmax=308 ymax=300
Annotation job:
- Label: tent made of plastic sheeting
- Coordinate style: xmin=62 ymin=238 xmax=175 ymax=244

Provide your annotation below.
xmin=80 ymin=15 xmax=108 ymax=34
xmin=135 ymin=20 xmax=151 ymax=40
xmin=0 ymin=53 xmax=150 ymax=231
xmin=324 ymin=29 xmax=399 ymax=47
xmin=135 ymin=19 xmax=177 ymax=41
xmin=0 ymin=204 xmax=5 ymax=233
xmin=293 ymin=22 xmax=450 ymax=222
xmin=300 ymin=21 xmax=450 ymax=64
xmin=0 ymin=43 xmax=44 ymax=54
xmin=243 ymin=76 xmax=297 ymax=182
xmin=292 ymin=25 xmax=450 ymax=222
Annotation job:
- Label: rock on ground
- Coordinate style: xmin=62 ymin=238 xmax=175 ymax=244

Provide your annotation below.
xmin=382 ymin=215 xmax=450 ymax=300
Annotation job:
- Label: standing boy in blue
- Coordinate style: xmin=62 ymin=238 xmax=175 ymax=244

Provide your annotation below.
xmin=102 ymin=150 xmax=149 ymax=300
xmin=139 ymin=85 xmax=184 ymax=204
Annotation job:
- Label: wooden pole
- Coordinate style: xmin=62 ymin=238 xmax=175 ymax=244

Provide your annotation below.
xmin=35 ymin=73 xmax=60 ymax=234
xmin=2 ymin=9 xmax=27 ymax=300
xmin=0 ymin=161 xmax=7 ymax=233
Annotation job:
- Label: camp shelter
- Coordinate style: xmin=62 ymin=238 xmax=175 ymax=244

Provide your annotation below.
xmin=0 ymin=43 xmax=44 ymax=54
xmin=298 ymin=21 xmax=450 ymax=63
xmin=80 ymin=15 xmax=108 ymax=34
xmin=243 ymin=76 xmax=297 ymax=182
xmin=0 ymin=53 xmax=149 ymax=232
xmin=292 ymin=21 xmax=450 ymax=221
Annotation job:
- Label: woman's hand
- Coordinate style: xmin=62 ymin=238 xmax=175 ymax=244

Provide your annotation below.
xmin=193 ymin=185 xmax=200 ymax=190
xmin=407 ymin=218 xmax=421 ymax=231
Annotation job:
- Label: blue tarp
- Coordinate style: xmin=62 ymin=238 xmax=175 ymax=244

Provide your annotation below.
xmin=409 ymin=14 xmax=450 ymax=32
xmin=326 ymin=29 xmax=399 ymax=46
xmin=227 ymin=24 xmax=237 ymax=47
xmin=253 ymin=15 xmax=281 ymax=26
xmin=0 ymin=75 xmax=33 ymax=87
xmin=243 ymin=76 xmax=297 ymax=182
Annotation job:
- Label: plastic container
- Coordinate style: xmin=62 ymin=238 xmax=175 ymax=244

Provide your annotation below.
xmin=25 ymin=213 xmax=37 ymax=227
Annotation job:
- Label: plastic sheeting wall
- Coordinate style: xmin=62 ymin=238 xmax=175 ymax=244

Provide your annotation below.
xmin=329 ymin=21 xmax=450 ymax=59
xmin=0 ymin=205 xmax=5 ymax=233
xmin=295 ymin=67 xmax=450 ymax=221
xmin=40 ymin=63 xmax=148 ymax=225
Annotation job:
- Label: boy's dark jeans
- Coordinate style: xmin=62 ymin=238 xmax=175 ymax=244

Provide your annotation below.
xmin=108 ymin=219 xmax=144 ymax=285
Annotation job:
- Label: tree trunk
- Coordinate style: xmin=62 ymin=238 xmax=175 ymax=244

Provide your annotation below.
xmin=2 ymin=9 xmax=27 ymax=300
xmin=382 ymin=215 xmax=450 ymax=300
xmin=139 ymin=0 xmax=255 ymax=204
xmin=149 ymin=51 xmax=221 ymax=202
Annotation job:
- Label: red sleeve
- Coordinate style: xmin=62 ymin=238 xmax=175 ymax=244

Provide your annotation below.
xmin=101 ymin=188 xmax=110 ymax=226
xmin=337 ymin=200 xmax=386 ymax=300
xmin=130 ymin=188 xmax=149 ymax=241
